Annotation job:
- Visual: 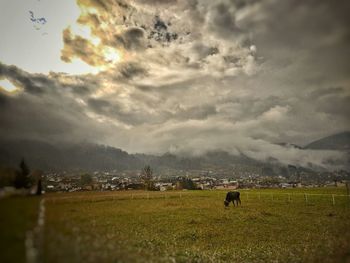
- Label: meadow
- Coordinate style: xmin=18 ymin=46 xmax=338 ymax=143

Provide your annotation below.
xmin=1 ymin=188 xmax=350 ymax=263
xmin=0 ymin=196 xmax=40 ymax=263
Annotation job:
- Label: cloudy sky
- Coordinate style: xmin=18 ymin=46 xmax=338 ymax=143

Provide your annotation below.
xmin=0 ymin=0 xmax=349 ymax=167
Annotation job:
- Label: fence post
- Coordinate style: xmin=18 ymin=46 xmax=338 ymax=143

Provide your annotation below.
xmin=332 ymin=194 xmax=335 ymax=206
xmin=304 ymin=193 xmax=308 ymax=203
xmin=271 ymin=193 xmax=274 ymax=201
xmin=246 ymin=192 xmax=249 ymax=201
xmin=288 ymin=194 xmax=291 ymax=202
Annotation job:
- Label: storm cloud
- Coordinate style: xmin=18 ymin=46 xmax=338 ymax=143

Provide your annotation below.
xmin=0 ymin=0 xmax=349 ymax=170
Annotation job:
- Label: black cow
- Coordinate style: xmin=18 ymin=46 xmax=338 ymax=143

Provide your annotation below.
xmin=224 ymin=191 xmax=241 ymax=207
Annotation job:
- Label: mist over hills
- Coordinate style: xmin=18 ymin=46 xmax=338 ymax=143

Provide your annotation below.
xmin=304 ymin=131 xmax=350 ymax=151
xmin=0 ymin=140 xmax=140 ymax=172
xmin=0 ymin=139 xmax=262 ymax=173
xmin=0 ymin=132 xmax=349 ymax=173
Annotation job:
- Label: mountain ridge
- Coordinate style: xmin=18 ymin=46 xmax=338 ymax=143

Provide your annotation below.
xmin=0 ymin=131 xmax=349 ymax=172
xmin=304 ymin=131 xmax=350 ymax=151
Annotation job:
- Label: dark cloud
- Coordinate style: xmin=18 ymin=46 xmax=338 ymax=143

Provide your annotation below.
xmin=88 ymin=98 xmax=113 ymax=112
xmin=315 ymin=94 xmax=350 ymax=118
xmin=87 ymin=97 xmax=148 ymax=126
xmin=0 ymin=63 xmax=49 ymax=94
xmin=154 ymin=16 xmax=168 ymax=31
xmin=118 ymin=62 xmax=148 ymax=79
xmin=146 ymin=15 xmax=179 ymax=44
xmin=0 ymin=92 xmax=9 ymax=106
xmin=191 ymin=43 xmax=219 ymax=60
xmin=1 ymin=0 xmax=349 ymax=170
xmin=114 ymin=27 xmax=146 ymax=51
xmin=309 ymin=87 xmax=346 ymax=99
xmin=0 ymin=93 xmax=73 ymax=141
xmin=207 ymin=2 xmax=242 ymax=37
xmin=174 ymin=104 xmax=217 ymax=121
xmin=243 ymin=0 xmax=350 ymax=80
xmin=68 ymin=84 xmax=91 ymax=95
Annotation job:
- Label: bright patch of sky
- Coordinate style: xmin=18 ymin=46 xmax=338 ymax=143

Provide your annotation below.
xmin=0 ymin=0 xmax=96 ymax=75
xmin=0 ymin=78 xmax=18 ymax=92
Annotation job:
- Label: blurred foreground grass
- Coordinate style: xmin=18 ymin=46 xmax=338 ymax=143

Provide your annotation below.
xmin=0 ymin=196 xmax=40 ymax=263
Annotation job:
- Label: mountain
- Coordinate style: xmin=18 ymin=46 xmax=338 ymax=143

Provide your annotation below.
xmin=1 ymin=132 xmax=349 ymax=173
xmin=276 ymin=142 xmax=303 ymax=149
xmin=138 ymin=151 xmax=261 ymax=171
xmin=304 ymin=131 xmax=350 ymax=151
xmin=0 ymin=139 xmax=143 ymax=172
xmin=0 ymin=139 xmax=264 ymax=173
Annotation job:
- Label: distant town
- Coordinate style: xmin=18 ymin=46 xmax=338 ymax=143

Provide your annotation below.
xmin=1 ymin=157 xmax=349 ymax=197
xmin=42 ymin=168 xmax=350 ymax=193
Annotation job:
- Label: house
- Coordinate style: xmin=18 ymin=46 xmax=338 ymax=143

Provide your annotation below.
xmin=197 ymin=182 xmax=212 ymax=190
xmin=280 ymin=183 xmax=293 ymax=189
xmin=58 ymin=182 xmax=72 ymax=191
xmin=83 ymin=185 xmax=93 ymax=191
xmin=126 ymin=183 xmax=144 ymax=190
xmin=156 ymin=183 xmax=174 ymax=191
xmin=215 ymin=180 xmax=238 ymax=190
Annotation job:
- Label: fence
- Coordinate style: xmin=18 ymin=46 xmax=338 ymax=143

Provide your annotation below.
xmin=46 ymin=190 xmax=350 ymax=207
xmin=46 ymin=191 xmax=189 ymax=203
xmin=238 ymin=191 xmax=350 ymax=206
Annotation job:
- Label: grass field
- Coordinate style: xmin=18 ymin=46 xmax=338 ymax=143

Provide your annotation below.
xmin=0 ymin=196 xmax=40 ymax=263
xmin=1 ymin=188 xmax=350 ymax=263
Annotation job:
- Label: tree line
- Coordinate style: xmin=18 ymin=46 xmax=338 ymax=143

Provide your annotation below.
xmin=0 ymin=158 xmax=42 ymax=195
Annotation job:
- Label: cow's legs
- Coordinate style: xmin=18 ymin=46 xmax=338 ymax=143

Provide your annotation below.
xmin=232 ymin=200 xmax=236 ymax=207
xmin=237 ymin=197 xmax=241 ymax=206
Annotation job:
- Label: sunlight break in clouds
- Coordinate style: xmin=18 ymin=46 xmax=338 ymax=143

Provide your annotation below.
xmin=0 ymin=0 xmax=100 ymax=75
xmin=0 ymin=78 xmax=19 ymax=93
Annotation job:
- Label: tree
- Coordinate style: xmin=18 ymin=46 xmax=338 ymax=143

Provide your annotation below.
xmin=179 ymin=177 xmax=196 ymax=190
xmin=140 ymin=165 xmax=155 ymax=190
xmin=36 ymin=179 xmax=42 ymax=195
xmin=80 ymin=173 xmax=93 ymax=185
xmin=14 ymin=158 xmax=31 ymax=189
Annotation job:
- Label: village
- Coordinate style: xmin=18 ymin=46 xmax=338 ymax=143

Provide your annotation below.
xmin=43 ymin=169 xmax=349 ymax=193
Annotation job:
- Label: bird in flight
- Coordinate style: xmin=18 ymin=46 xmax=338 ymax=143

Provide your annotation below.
xmin=29 ymin=10 xmax=48 ymax=35
xmin=29 ymin=11 xmax=47 ymax=25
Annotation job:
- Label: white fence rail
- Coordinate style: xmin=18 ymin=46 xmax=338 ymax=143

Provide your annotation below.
xmin=239 ymin=191 xmax=350 ymax=206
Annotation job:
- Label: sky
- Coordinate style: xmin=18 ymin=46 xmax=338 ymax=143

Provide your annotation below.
xmin=0 ymin=0 xmax=349 ymax=169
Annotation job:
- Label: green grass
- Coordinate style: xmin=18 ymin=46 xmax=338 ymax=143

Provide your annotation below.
xmin=0 ymin=196 xmax=40 ymax=263
xmin=44 ymin=188 xmax=350 ymax=263
xmin=1 ymin=189 xmax=350 ymax=262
